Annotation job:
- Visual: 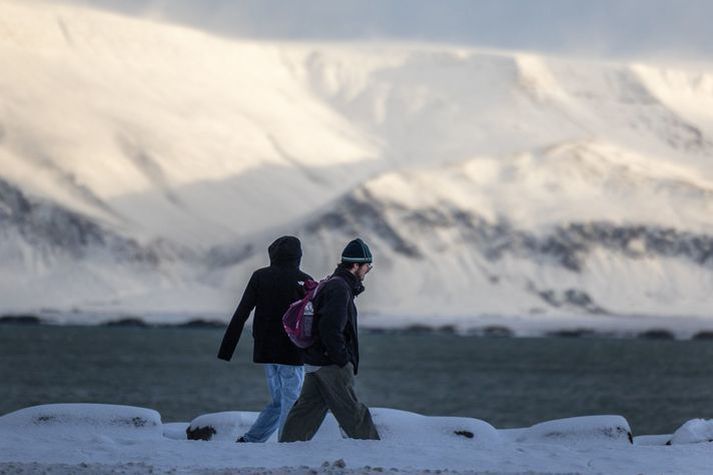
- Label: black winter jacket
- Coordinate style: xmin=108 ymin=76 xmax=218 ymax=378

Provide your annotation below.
xmin=217 ymin=236 xmax=312 ymax=365
xmin=303 ymin=267 xmax=364 ymax=375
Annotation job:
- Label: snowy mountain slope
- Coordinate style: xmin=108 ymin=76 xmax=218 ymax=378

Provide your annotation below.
xmin=1 ymin=1 xmax=713 ymax=323
xmin=293 ymin=48 xmax=713 ymax=174
xmin=223 ymin=140 xmax=713 ymax=320
xmin=0 ymin=1 xmax=381 ymax=247
xmin=0 ymin=176 xmax=209 ymax=313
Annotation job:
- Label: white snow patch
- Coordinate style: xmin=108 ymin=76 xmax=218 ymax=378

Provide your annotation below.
xmin=0 ymin=403 xmax=163 ymax=439
xmin=2 ymin=403 xmax=713 ymax=474
xmin=505 ymin=415 xmax=632 ymax=446
xmin=670 ymin=419 xmax=713 ymax=445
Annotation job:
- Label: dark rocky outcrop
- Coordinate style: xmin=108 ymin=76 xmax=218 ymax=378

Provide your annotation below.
xmin=478 ymin=325 xmax=514 ymax=338
xmin=547 ymin=328 xmax=598 ymax=338
xmin=103 ymin=317 xmax=149 ymax=327
xmin=306 ymin=189 xmax=421 ymax=258
xmin=176 ymin=319 xmax=225 ymax=329
xmin=0 ymin=314 xmax=44 ymax=325
xmin=305 ymin=187 xmax=713 ymax=277
xmin=0 ymin=178 xmax=161 ymax=264
xmin=532 ymin=286 xmax=608 ymax=315
xmin=638 ymin=329 xmax=676 ymax=340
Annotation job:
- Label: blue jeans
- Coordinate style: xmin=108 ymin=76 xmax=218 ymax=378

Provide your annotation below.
xmin=242 ymin=364 xmax=305 ymax=442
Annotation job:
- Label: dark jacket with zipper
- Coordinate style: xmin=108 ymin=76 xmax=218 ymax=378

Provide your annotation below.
xmin=303 ymin=266 xmax=364 ymax=375
xmin=217 ymin=237 xmax=312 ymax=365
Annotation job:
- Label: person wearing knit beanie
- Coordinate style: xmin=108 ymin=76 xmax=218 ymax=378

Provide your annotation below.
xmin=280 ymin=238 xmax=380 ymax=442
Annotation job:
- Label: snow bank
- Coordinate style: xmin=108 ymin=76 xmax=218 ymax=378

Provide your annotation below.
xmin=371 ymin=408 xmax=501 ymax=445
xmin=3 ymin=403 xmax=713 ymax=474
xmin=0 ymin=404 xmax=163 ymax=439
xmin=504 ymin=415 xmax=632 ymax=445
xmin=669 ymin=419 xmax=713 ymax=445
xmin=634 ymin=434 xmax=672 ymax=446
xmin=184 ymin=407 xmax=500 ymax=445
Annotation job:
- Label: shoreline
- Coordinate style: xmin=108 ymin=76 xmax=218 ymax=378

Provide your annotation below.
xmin=3 ymin=314 xmax=713 ymax=341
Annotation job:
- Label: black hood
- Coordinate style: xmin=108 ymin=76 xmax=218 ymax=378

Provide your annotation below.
xmin=268 ymin=236 xmax=302 ymax=267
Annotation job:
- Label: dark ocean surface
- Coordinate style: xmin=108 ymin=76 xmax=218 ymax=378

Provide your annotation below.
xmin=2 ymin=324 xmax=713 ymax=435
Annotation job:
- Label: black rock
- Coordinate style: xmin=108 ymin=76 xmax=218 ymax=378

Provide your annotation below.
xmin=186 ymin=425 xmax=216 ymax=441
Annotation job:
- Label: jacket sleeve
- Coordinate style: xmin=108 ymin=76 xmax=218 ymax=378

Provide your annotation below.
xmin=317 ymin=281 xmax=350 ymax=367
xmin=217 ymin=272 xmax=258 ymax=361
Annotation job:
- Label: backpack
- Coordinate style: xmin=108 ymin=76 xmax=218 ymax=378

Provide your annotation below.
xmin=282 ymin=277 xmax=332 ymax=349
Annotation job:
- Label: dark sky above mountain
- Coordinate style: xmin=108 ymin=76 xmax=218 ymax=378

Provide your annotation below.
xmin=55 ymin=0 xmax=713 ymax=63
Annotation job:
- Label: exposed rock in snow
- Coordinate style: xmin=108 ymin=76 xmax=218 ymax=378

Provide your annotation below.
xmin=186 ymin=411 xmax=258 ymax=441
xmin=0 ymin=178 xmax=160 ymax=263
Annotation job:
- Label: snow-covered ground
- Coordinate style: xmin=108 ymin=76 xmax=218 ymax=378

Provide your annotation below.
xmin=2 ymin=403 xmax=713 ymax=474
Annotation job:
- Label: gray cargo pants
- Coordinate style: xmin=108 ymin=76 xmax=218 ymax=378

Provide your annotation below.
xmin=279 ymin=363 xmax=380 ymax=441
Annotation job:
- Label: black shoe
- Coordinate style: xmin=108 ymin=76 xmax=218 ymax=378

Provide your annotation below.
xmin=236 ymin=436 xmax=248 ymax=443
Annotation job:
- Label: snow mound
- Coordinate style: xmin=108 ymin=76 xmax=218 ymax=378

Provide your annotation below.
xmin=0 ymin=404 xmax=163 ymax=439
xmin=669 ymin=419 xmax=713 ymax=445
xmin=507 ymin=415 xmax=632 ymax=445
xmin=162 ymin=422 xmax=190 ymax=441
xmin=371 ymin=408 xmax=500 ymax=445
xmin=633 ymin=434 xmax=672 ymax=446
xmin=185 ymin=408 xmax=499 ymax=445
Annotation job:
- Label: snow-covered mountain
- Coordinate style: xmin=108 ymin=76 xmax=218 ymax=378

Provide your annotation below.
xmin=1 ymin=1 xmax=712 ymax=327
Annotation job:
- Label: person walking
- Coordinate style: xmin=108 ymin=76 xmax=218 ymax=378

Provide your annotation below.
xmin=279 ymin=238 xmax=380 ymax=442
xmin=218 ymin=235 xmax=312 ymax=442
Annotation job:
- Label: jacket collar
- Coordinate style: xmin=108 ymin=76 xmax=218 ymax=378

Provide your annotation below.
xmin=270 ymin=259 xmax=300 ymax=269
xmin=333 ymin=267 xmax=365 ymax=297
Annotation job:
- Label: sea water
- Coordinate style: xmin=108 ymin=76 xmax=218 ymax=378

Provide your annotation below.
xmin=2 ymin=324 xmax=712 ymax=435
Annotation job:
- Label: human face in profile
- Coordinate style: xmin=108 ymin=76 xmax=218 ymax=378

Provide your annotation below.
xmin=355 ymin=262 xmax=372 ymax=281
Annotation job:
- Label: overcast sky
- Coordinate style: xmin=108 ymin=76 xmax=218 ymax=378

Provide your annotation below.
xmin=59 ymin=0 xmax=713 ymax=63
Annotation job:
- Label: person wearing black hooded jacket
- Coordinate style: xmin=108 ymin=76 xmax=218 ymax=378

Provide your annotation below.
xmin=217 ymin=235 xmax=312 ymax=442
